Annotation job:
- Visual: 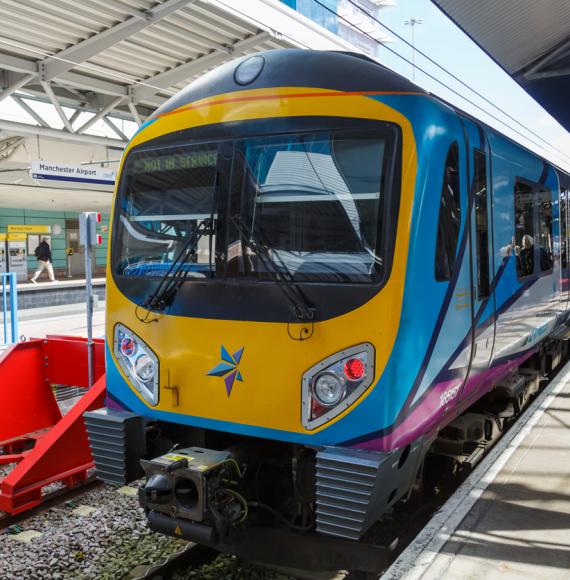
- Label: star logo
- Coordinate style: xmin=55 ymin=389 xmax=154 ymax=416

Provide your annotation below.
xmin=206 ymin=345 xmax=244 ymax=397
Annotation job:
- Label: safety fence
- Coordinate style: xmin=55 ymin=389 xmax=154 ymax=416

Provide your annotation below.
xmin=1 ymin=272 xmax=18 ymax=346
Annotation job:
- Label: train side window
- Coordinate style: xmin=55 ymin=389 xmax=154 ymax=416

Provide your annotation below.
xmin=514 ymin=180 xmax=535 ymax=278
xmin=474 ymin=149 xmax=490 ymax=298
xmin=537 ymin=189 xmax=553 ymax=272
xmin=435 ymin=142 xmax=461 ymax=281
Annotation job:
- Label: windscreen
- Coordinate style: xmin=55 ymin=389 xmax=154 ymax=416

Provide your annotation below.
xmin=114 ymin=126 xmax=398 ymax=284
xmin=114 ymin=144 xmax=222 ymax=279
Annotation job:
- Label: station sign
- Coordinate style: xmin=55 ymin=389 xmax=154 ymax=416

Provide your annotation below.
xmin=30 ymin=161 xmax=116 ymax=185
xmin=7 ymin=225 xmax=51 ymax=234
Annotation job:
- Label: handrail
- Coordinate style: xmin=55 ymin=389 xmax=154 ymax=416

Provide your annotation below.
xmin=1 ymin=272 xmax=18 ymax=345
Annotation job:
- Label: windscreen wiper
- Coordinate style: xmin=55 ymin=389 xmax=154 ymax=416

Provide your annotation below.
xmin=142 ymin=218 xmax=213 ymax=312
xmin=230 ymin=214 xmax=316 ymax=321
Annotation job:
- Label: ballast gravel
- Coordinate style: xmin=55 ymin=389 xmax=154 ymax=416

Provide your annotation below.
xmin=0 ymin=481 xmax=186 ymax=580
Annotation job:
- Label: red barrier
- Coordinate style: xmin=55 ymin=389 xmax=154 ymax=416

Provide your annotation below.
xmin=0 ymin=336 xmax=105 ymax=514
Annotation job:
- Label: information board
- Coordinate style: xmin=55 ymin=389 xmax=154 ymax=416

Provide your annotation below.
xmin=7 ymin=236 xmax=28 ymax=281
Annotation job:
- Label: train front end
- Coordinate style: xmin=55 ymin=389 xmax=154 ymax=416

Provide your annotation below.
xmin=86 ymin=50 xmax=421 ymax=570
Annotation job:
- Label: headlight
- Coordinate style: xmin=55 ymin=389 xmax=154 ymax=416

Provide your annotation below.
xmin=302 ymin=344 xmax=374 ymax=430
xmin=313 ymin=373 xmax=345 ymax=406
xmin=134 ymin=354 xmax=155 ymax=383
xmin=114 ymin=324 xmax=159 ymax=406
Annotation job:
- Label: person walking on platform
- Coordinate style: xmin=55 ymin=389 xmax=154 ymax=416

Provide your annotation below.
xmin=31 ymin=237 xmax=56 ymax=283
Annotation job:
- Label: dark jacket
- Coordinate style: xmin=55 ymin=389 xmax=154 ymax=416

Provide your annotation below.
xmin=35 ymin=241 xmax=52 ymax=262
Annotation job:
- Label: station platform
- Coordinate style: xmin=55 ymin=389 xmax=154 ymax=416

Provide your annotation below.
xmin=385 ymin=362 xmax=570 ymax=580
xmin=15 ymin=277 xmax=106 ymax=309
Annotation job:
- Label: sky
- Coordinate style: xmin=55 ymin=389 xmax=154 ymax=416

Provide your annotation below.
xmin=372 ymin=0 xmax=570 ymax=171
xmin=0 ymin=0 xmax=569 ymax=171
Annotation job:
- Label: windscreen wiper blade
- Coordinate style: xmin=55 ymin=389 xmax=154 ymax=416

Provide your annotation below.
xmin=230 ymin=215 xmax=316 ymax=321
xmin=142 ymin=218 xmax=212 ymax=312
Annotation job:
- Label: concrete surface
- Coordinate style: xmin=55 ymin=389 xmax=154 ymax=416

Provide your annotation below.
xmin=389 ymin=365 xmax=570 ymax=580
xmin=15 ymin=277 xmax=106 ymax=309
xmin=18 ymin=303 xmax=105 ymax=339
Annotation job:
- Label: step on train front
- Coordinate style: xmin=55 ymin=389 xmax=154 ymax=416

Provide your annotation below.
xmin=84 ymin=50 xmax=570 ymax=572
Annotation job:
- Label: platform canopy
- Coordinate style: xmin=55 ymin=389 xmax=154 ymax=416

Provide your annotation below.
xmin=0 ymin=0 xmax=320 ymax=147
xmin=432 ymin=0 xmax=570 ymax=132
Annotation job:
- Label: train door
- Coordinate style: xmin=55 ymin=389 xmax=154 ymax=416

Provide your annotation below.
xmin=465 ymin=122 xmax=495 ymax=375
xmin=560 ymin=174 xmax=570 ymax=309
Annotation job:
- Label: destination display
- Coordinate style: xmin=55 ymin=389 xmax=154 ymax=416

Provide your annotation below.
xmin=8 ymin=224 xmax=51 ymax=234
xmin=31 ymin=161 xmax=116 ymax=185
xmin=133 ymin=150 xmax=218 ymax=173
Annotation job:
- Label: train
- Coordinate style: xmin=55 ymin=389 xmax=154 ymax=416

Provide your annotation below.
xmin=85 ymin=49 xmax=570 ymax=572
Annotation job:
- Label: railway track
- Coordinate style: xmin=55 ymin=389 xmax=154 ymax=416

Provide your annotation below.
xmin=135 ymin=543 xmax=219 ymax=579
xmin=0 ymin=476 xmax=100 ymax=531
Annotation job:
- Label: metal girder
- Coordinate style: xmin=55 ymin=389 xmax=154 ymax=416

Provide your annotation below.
xmin=0 ymin=53 xmax=36 ymax=74
xmin=76 ymin=96 xmax=126 ymax=134
xmin=40 ymin=80 xmax=74 ymax=132
xmin=128 ymin=101 xmax=143 ymax=126
xmin=0 ymin=119 xmax=127 ymax=148
xmin=0 ymin=137 xmax=25 ymax=162
xmin=103 ymin=116 xmax=129 ymax=141
xmin=0 ymin=73 xmax=37 ymax=103
xmin=68 ymin=109 xmax=82 ymax=125
xmin=5 ymin=83 xmax=152 ymax=122
xmin=132 ymin=30 xmax=271 ymax=103
xmin=41 ymin=0 xmax=196 ymax=81
xmin=523 ymin=37 xmax=570 ymax=79
xmin=0 ymin=52 xmax=162 ymax=115
xmin=54 ymin=70 xmax=166 ymax=108
xmin=525 ymin=67 xmax=570 ymax=81
xmin=11 ymin=96 xmax=50 ymax=128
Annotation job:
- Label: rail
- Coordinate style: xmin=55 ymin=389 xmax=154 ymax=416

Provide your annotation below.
xmin=1 ymin=272 xmax=18 ymax=346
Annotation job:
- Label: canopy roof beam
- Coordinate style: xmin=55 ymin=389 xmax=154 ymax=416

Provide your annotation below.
xmin=103 ymin=116 xmax=129 ymax=141
xmin=41 ymin=0 xmax=196 ymax=81
xmin=76 ymin=96 xmax=126 ymax=134
xmin=40 ymin=80 xmax=74 ymax=133
xmin=0 ymin=73 xmax=37 ymax=104
xmin=128 ymin=101 xmax=143 ymax=126
xmin=0 ymin=118 xmax=127 ymax=147
xmin=132 ymin=30 xmax=271 ymax=103
xmin=523 ymin=37 xmax=570 ymax=79
xmin=11 ymin=96 xmax=50 ymax=128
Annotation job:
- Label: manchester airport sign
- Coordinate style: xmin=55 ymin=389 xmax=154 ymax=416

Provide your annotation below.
xmin=31 ymin=161 xmax=116 ymax=186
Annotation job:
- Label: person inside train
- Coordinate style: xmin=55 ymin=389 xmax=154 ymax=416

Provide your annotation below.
xmin=516 ymin=234 xmax=534 ymax=277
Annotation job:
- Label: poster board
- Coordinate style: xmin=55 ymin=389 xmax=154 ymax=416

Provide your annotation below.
xmin=28 ymin=234 xmax=40 ymax=255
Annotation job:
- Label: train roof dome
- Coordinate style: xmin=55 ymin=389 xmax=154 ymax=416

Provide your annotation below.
xmin=154 ymin=49 xmax=425 ymax=117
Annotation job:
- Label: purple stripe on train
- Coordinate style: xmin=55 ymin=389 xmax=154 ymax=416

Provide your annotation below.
xmin=354 ymin=349 xmax=536 ymax=452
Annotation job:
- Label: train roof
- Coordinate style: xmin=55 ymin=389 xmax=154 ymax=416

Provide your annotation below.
xmin=153 ymin=49 xmax=426 ymax=117
xmin=151 ymin=49 xmax=569 ymax=181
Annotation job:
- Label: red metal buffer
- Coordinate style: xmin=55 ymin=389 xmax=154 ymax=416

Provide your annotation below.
xmin=0 ymin=335 xmax=105 ymax=514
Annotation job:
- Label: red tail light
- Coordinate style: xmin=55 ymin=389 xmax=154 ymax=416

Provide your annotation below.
xmin=344 ymin=358 xmax=365 ymax=381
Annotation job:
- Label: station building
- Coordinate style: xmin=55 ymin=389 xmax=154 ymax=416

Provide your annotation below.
xmin=0 ymin=138 xmax=118 ymax=280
